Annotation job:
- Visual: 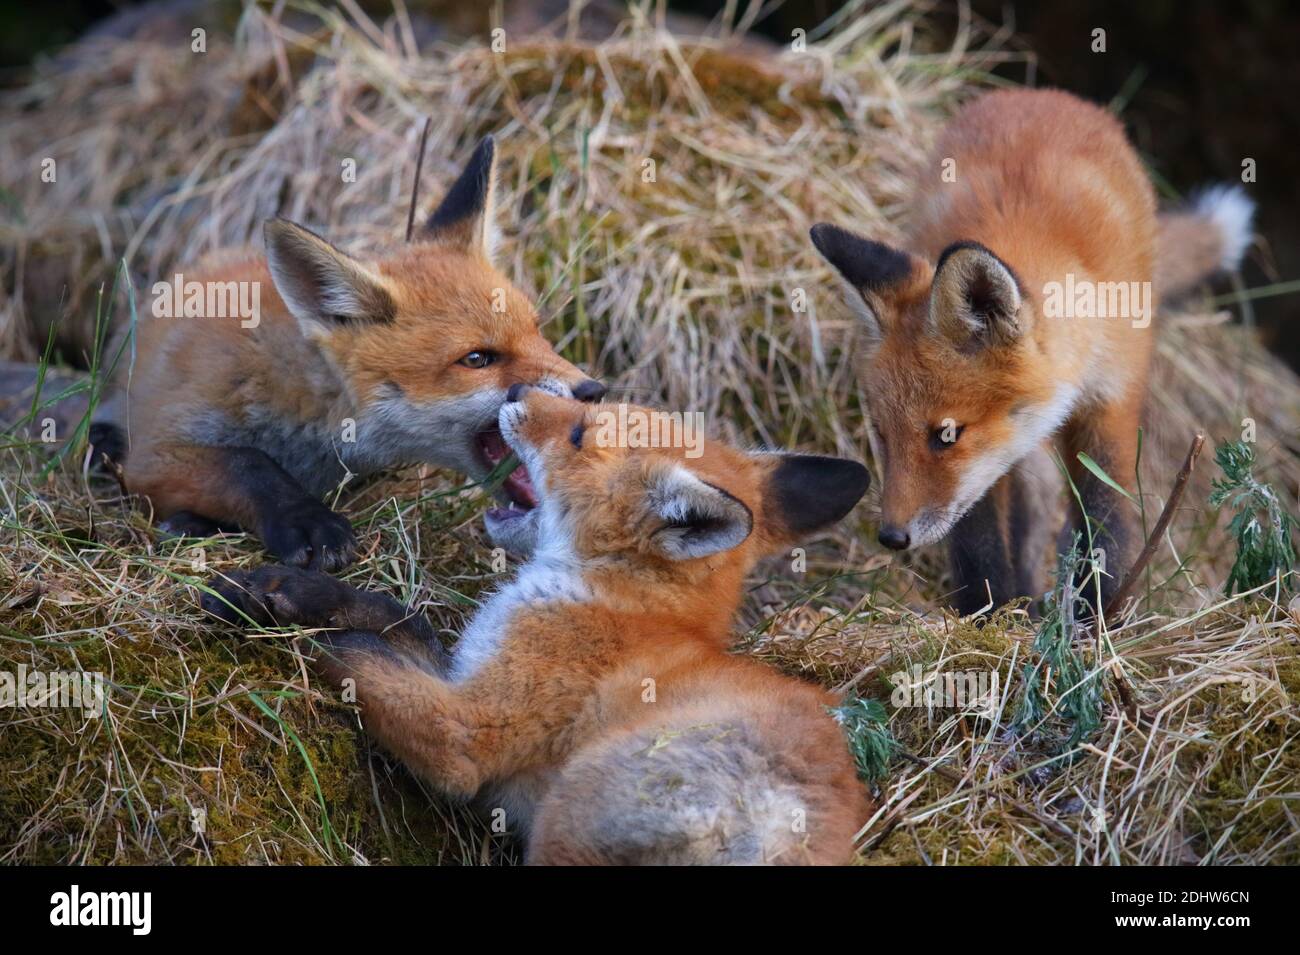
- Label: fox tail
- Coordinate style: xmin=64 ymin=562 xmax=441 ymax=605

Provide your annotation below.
xmin=1155 ymin=184 xmax=1255 ymax=301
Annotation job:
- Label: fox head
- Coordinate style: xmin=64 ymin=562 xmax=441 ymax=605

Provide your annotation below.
xmin=483 ymin=387 xmax=870 ymax=599
xmin=811 ymin=224 xmax=1074 ymax=550
xmin=262 ymin=136 xmax=604 ymax=506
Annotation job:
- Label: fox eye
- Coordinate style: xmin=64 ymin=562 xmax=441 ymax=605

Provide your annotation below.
xmin=570 ymin=422 xmax=585 ymax=450
xmin=458 ymin=350 xmax=496 ymax=369
xmin=930 ymin=423 xmax=965 ymax=451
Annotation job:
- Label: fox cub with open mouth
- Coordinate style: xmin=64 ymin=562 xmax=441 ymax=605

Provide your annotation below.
xmin=92 ymin=136 xmax=602 ymax=571
xmin=206 ymin=386 xmax=872 ymax=864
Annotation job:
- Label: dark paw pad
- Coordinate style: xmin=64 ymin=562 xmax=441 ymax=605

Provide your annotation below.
xmin=88 ymin=422 xmax=126 ymax=469
xmin=201 ymin=564 xmax=351 ymax=628
xmin=260 ymin=500 xmax=356 ymax=571
xmin=159 ymin=511 xmax=235 ymax=540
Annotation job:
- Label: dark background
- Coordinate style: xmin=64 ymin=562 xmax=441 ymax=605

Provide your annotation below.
xmin=2 ymin=0 xmax=1295 ymax=369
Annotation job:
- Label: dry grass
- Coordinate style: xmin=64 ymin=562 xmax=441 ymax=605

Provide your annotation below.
xmin=1 ymin=0 xmax=1297 ymax=865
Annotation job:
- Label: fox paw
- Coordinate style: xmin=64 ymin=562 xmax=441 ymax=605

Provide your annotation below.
xmin=260 ymin=500 xmax=356 ymax=571
xmin=201 ymin=564 xmax=353 ymax=628
xmin=87 ymin=422 xmax=126 ymax=469
xmin=158 ymin=511 xmax=235 ymax=540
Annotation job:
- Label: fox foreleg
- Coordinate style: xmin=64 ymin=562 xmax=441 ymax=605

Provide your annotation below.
xmin=203 ymin=564 xmax=448 ymax=670
xmin=131 ymin=443 xmax=356 ymax=570
xmin=204 ymin=565 xmax=498 ymax=795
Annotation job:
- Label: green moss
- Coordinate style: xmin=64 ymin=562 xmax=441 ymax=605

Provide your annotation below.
xmin=0 ymin=469 xmax=504 ymax=865
xmin=1178 ymin=672 xmax=1300 ymax=862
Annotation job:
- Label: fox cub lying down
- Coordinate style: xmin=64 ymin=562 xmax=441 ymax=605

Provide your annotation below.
xmin=206 ymin=386 xmax=872 ymax=864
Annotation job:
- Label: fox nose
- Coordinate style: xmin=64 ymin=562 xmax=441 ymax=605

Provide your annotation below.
xmin=506 ymin=383 xmax=529 ymax=403
xmin=571 ymin=379 xmax=606 ymax=402
xmin=878 ymin=525 xmax=910 ymax=551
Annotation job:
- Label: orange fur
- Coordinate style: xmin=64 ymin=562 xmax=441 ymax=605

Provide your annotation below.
xmin=110 ymin=244 xmax=584 ymax=502
xmin=877 ymin=90 xmax=1155 ymax=533
xmin=813 ymin=89 xmax=1250 ymax=611
xmin=209 ymin=392 xmax=873 ymax=864
xmin=95 ymin=136 xmax=602 ymax=568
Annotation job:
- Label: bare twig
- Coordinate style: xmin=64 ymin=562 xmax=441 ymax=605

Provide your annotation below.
xmin=404 ymin=116 xmax=432 ymax=242
xmin=1104 ymin=432 xmax=1205 ymax=725
xmin=1105 ymin=432 xmax=1206 ymax=622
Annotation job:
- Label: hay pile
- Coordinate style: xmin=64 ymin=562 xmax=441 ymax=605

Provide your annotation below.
xmin=1 ymin=1 xmax=1297 ymax=865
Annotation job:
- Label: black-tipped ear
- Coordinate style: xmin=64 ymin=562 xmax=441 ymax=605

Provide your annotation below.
xmin=810 ymin=224 xmax=914 ymax=293
xmin=764 ymin=454 xmax=870 ymax=542
xmin=810 ymin=224 xmax=921 ymax=346
xmin=424 ymin=135 xmax=498 ymax=259
xmin=264 ymin=218 xmax=395 ymax=340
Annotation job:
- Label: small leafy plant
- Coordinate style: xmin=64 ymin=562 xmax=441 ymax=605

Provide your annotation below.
xmin=1014 ymin=537 xmax=1103 ymax=751
xmin=1209 ymin=441 xmax=1296 ymax=595
xmin=832 ymin=697 xmax=896 ymax=783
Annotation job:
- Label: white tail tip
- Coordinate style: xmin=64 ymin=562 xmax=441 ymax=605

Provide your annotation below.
xmin=1193 ymin=184 xmax=1255 ymax=271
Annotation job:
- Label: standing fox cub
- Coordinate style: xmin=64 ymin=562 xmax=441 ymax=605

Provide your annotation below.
xmin=812 ymin=88 xmax=1254 ymax=613
xmin=92 ymin=136 xmax=603 ymax=570
xmin=206 ymin=388 xmax=872 ymax=864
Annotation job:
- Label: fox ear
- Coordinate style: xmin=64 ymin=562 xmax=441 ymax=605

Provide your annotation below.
xmin=761 ymin=453 xmax=870 ymax=546
xmin=810 ymin=223 xmax=921 ymax=348
xmin=264 ymin=219 xmax=395 ymax=339
xmin=647 ymin=465 xmax=754 ymax=561
xmin=422 ymin=135 xmax=499 ymax=262
xmin=930 ymin=242 xmax=1023 ymax=345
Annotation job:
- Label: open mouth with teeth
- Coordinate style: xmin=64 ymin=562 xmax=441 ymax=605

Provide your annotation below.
xmin=476 ymin=429 xmax=538 ymax=524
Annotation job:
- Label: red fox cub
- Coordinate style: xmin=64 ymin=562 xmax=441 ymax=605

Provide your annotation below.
xmin=205 ymin=387 xmax=872 ymax=864
xmin=811 ymin=88 xmax=1253 ymax=613
xmin=91 ymin=136 xmax=604 ymax=571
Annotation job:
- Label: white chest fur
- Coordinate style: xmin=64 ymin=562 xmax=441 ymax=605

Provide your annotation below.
xmin=449 ymin=548 xmax=590 ymax=683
